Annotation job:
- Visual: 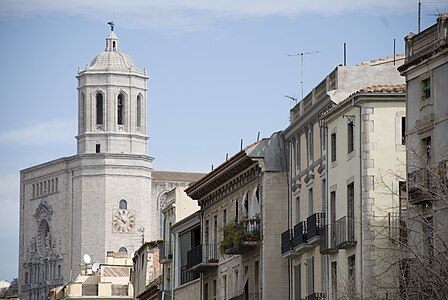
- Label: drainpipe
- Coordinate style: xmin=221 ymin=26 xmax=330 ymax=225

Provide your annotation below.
xmin=352 ymin=97 xmax=363 ymax=299
xmin=320 ymin=117 xmax=330 ymax=299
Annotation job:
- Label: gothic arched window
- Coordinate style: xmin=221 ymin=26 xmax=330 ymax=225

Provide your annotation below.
xmin=137 ymin=94 xmax=142 ymax=128
xmin=96 ymin=93 xmax=103 ymax=125
xmin=118 ymin=93 xmax=125 ymax=125
xmin=119 ymin=199 xmax=127 ymax=210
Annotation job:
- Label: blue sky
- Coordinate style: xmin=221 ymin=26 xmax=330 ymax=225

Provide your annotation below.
xmin=0 ymin=0 xmax=446 ymax=281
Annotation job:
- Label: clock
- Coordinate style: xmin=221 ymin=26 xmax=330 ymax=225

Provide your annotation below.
xmin=112 ymin=209 xmax=135 ymax=233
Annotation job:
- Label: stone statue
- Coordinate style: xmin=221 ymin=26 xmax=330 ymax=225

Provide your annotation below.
xmin=45 ymin=232 xmax=51 ymax=250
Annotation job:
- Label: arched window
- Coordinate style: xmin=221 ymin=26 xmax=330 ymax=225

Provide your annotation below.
xmin=117 ymin=93 xmax=125 ymax=125
xmin=118 ymin=247 xmax=127 ymax=254
xmin=137 ymin=95 xmax=142 ymax=128
xmin=119 ymin=199 xmax=127 ymax=210
xmin=96 ymin=93 xmax=103 ymax=125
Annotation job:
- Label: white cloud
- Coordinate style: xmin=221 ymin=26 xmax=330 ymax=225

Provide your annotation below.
xmin=0 ymin=120 xmax=76 ymax=146
xmin=0 ymin=0 xmax=419 ymax=31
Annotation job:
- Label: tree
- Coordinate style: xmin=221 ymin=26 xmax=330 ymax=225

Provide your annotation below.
xmin=0 ymin=278 xmax=18 ymax=298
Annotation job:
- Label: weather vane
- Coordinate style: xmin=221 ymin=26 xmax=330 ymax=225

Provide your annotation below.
xmin=107 ymin=21 xmax=115 ymax=32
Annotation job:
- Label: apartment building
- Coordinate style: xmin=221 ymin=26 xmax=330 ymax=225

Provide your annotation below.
xmin=398 ymin=13 xmax=448 ymax=298
xmin=321 ymin=85 xmax=406 ymax=299
xmin=185 ymin=132 xmax=288 ymax=300
xmin=281 ymin=57 xmax=405 ymax=300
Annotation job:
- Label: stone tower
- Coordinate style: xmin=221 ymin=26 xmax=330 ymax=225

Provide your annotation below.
xmin=76 ymin=30 xmax=149 ymax=155
xmin=19 ymin=29 xmax=154 ymax=299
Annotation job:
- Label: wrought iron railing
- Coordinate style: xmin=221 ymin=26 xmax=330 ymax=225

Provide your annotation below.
xmin=186 ymin=244 xmax=218 ymax=269
xmin=335 ymin=216 xmax=356 ymax=248
xmin=180 ymin=265 xmax=199 ymax=285
xmin=307 ymin=213 xmax=325 ymax=240
xmin=281 ymin=229 xmax=293 ymax=254
xmin=293 ymin=221 xmax=307 ymax=247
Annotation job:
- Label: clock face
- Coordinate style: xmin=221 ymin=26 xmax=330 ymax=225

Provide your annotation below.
xmin=112 ymin=209 xmax=135 ymax=233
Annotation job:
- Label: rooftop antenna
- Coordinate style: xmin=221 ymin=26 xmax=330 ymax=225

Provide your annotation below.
xmin=343 ymin=43 xmax=347 ymax=66
xmin=289 ymin=51 xmax=319 ymax=100
xmin=418 ymin=0 xmax=421 ymax=33
xmin=284 ymin=95 xmax=298 ymax=105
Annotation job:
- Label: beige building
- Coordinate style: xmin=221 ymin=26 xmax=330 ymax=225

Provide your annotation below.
xmin=18 ymin=28 xmax=203 ymax=299
xmin=159 ymin=186 xmax=201 ymax=299
xmin=170 ymin=212 xmax=201 ymax=300
xmin=281 ymin=57 xmax=405 ymax=300
xmin=398 ymin=13 xmax=448 ymax=298
xmin=49 ymin=252 xmax=133 ymax=300
xmin=185 ymin=132 xmax=289 ymax=300
xmin=322 ymin=85 xmax=406 ymax=299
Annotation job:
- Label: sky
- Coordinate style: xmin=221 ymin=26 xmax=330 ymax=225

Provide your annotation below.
xmin=0 ymin=0 xmax=446 ymax=281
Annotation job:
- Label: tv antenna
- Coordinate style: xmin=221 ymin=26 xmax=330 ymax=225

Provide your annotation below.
xmin=289 ymin=51 xmax=319 ymax=101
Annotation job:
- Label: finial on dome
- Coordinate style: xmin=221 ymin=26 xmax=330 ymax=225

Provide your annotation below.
xmin=107 ymin=21 xmax=115 ymax=32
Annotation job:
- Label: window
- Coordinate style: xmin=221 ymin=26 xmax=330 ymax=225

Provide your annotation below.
xmin=95 ymin=144 xmax=101 ymax=153
xmin=321 ymin=123 xmax=327 ymax=155
xmin=291 ymin=137 xmax=297 ymax=177
xmin=401 ymin=117 xmax=406 ymax=145
xmin=348 ymin=255 xmax=356 ymax=297
xmin=212 ymin=279 xmax=217 ymax=300
xmin=331 ymin=132 xmax=337 ymax=162
xmin=118 ymin=93 xmax=125 ymax=125
xmin=80 ymin=93 xmax=85 ymax=131
xmin=204 ymin=283 xmax=209 ymax=300
xmin=295 ymin=196 xmax=301 ymax=224
xmin=347 ymin=121 xmax=354 ymax=153
xmin=294 ymin=264 xmax=301 ymax=300
xmin=118 ymin=247 xmax=127 ymax=254
xmin=421 ymin=77 xmax=431 ymax=100
xmin=137 ymin=95 xmax=142 ymax=128
xmin=295 ymin=136 xmax=300 ymax=174
xmin=308 ymin=188 xmax=313 ymax=216
xmin=331 ymin=261 xmax=337 ymax=299
xmin=234 ymin=270 xmax=239 ymax=291
xmin=347 ymin=183 xmax=355 ymax=240
xmin=423 ymin=217 xmax=434 ymax=264
xmin=58 ymin=265 xmax=61 ymax=278
xmin=422 ymin=136 xmax=432 ymax=162
xmin=223 ymin=275 xmax=227 ymax=300
xmin=306 ymin=257 xmax=314 ymax=296
xmin=96 ymin=93 xmax=103 ymax=125
xmin=223 ymin=209 xmax=227 ymax=228
xmin=306 ymin=126 xmax=314 ymax=165
xmin=235 ymin=200 xmax=239 ymax=222
xmin=25 ymin=272 xmax=29 ymax=285
xmin=213 ymin=215 xmax=218 ymax=245
xmin=205 ymin=220 xmax=210 ymax=244
xmin=119 ymin=199 xmax=127 ymax=209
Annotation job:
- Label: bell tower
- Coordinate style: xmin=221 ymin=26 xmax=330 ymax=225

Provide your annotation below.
xmin=76 ymin=27 xmax=149 ymax=155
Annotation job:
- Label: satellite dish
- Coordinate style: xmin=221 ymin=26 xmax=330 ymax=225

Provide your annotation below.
xmin=83 ymin=254 xmax=91 ymax=264
xmin=92 ymin=262 xmax=100 ymax=272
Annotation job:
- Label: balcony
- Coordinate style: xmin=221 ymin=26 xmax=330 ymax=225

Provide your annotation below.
xmin=159 ymin=241 xmax=173 ymax=263
xmin=186 ymin=244 xmax=218 ymax=272
xmin=408 ymin=169 xmax=436 ymax=205
xmin=180 ymin=265 xmax=199 ymax=285
xmin=320 ymin=224 xmax=338 ymax=255
xmin=306 ymin=292 xmax=326 ymax=300
xmin=335 ymin=216 xmax=356 ymax=249
xmin=221 ymin=218 xmax=260 ymax=255
xmin=306 ymin=213 xmax=325 ymax=244
xmin=293 ymin=221 xmax=313 ymax=254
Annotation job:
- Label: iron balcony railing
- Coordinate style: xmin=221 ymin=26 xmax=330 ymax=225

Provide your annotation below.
xmin=186 ymin=244 xmax=218 ymax=270
xmin=320 ymin=224 xmax=338 ymax=255
xmin=306 ymin=292 xmax=326 ymax=300
xmin=180 ymin=265 xmax=199 ymax=285
xmin=293 ymin=221 xmax=307 ymax=247
xmin=281 ymin=229 xmax=293 ymax=254
xmin=307 ymin=213 xmax=325 ymax=240
xmin=335 ymin=216 xmax=356 ymax=249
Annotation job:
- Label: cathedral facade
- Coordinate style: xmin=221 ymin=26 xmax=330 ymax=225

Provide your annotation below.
xmin=18 ymin=29 xmax=203 ymax=299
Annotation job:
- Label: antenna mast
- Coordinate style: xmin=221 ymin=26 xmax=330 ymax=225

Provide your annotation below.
xmin=418 ymin=0 xmax=421 ymax=33
xmin=289 ymin=51 xmax=319 ymax=100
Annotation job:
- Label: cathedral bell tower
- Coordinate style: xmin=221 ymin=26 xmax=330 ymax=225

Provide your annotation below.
xmin=76 ymin=28 xmax=149 ymax=155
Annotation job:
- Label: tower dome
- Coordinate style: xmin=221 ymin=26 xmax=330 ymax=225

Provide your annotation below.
xmin=86 ymin=32 xmax=144 ymax=73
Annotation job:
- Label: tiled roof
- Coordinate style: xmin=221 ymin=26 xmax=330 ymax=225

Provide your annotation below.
xmin=358 ymin=84 xmax=406 ymax=94
xmin=152 ymin=170 xmax=206 ymax=182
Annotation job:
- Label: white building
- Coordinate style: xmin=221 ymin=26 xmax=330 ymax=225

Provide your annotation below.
xmin=18 ymin=28 xmax=203 ymax=299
